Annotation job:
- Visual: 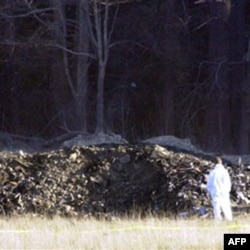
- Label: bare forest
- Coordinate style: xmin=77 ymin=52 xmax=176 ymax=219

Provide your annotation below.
xmin=1 ymin=0 xmax=250 ymax=154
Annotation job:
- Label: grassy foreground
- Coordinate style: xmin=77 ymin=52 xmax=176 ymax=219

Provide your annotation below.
xmin=0 ymin=214 xmax=249 ymax=250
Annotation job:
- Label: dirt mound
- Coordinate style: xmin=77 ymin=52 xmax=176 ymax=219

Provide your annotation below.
xmin=0 ymin=144 xmax=249 ymax=218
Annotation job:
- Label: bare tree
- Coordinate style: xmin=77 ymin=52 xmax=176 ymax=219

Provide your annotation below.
xmin=0 ymin=0 xmax=55 ymax=134
xmin=239 ymin=43 xmax=250 ymax=153
xmin=202 ymin=0 xmax=232 ymax=151
xmin=51 ymin=0 xmax=92 ymax=132
xmin=89 ymin=0 xmax=119 ymax=133
xmin=76 ymin=0 xmax=90 ymax=132
xmin=51 ymin=0 xmax=122 ymax=135
xmin=233 ymin=0 xmax=249 ymax=153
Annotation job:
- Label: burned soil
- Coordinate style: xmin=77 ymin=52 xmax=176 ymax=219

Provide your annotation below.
xmin=0 ymin=144 xmax=249 ymax=218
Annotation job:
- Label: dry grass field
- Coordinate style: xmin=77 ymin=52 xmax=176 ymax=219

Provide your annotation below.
xmin=0 ymin=214 xmax=249 ymax=250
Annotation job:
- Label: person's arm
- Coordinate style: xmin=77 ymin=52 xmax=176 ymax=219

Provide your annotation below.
xmin=223 ymin=169 xmax=231 ymax=193
xmin=206 ymin=171 xmax=213 ymax=194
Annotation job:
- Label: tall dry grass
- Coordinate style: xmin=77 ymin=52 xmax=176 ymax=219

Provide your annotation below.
xmin=0 ymin=213 xmax=249 ymax=250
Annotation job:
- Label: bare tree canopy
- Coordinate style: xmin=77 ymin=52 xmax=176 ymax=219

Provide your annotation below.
xmin=1 ymin=0 xmax=250 ymax=154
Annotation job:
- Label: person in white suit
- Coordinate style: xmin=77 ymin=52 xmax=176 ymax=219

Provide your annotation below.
xmin=206 ymin=156 xmax=233 ymax=221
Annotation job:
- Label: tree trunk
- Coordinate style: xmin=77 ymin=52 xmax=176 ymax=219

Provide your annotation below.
xmin=239 ymin=34 xmax=250 ymax=153
xmin=52 ymin=0 xmax=74 ymax=130
xmin=96 ymin=62 xmax=106 ymax=133
xmin=93 ymin=1 xmax=110 ymax=133
xmin=228 ymin=0 xmax=248 ymax=153
xmin=3 ymin=6 xmax=21 ymax=134
xmin=75 ymin=0 xmax=90 ymax=132
xmin=50 ymin=49 xmax=70 ymax=129
xmin=157 ymin=1 xmax=176 ymax=135
xmin=204 ymin=1 xmax=231 ymax=152
xmin=52 ymin=0 xmax=90 ymax=132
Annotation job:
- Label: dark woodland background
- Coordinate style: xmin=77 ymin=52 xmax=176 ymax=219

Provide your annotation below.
xmin=1 ymin=0 xmax=250 ymax=154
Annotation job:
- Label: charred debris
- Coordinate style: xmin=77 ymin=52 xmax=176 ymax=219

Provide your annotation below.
xmin=0 ymin=144 xmax=249 ymax=218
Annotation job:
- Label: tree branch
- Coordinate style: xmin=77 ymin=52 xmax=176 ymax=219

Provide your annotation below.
xmin=0 ymin=7 xmax=54 ymax=19
xmin=194 ymin=0 xmax=225 ymax=4
xmin=45 ymin=43 xmax=96 ymax=59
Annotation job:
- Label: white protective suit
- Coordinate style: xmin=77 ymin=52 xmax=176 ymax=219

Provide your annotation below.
xmin=206 ymin=163 xmax=233 ymax=221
